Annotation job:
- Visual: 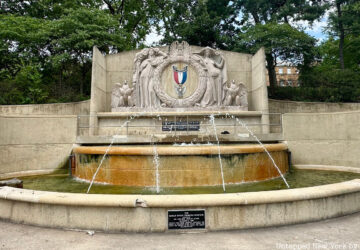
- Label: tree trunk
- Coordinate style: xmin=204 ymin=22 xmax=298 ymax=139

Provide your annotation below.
xmin=266 ymin=53 xmax=277 ymax=88
xmin=336 ymin=1 xmax=345 ymax=70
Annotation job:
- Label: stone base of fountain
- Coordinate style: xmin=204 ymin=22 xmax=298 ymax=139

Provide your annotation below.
xmin=82 ymin=110 xmax=266 ymax=137
xmin=73 ymin=143 xmax=289 ymax=187
xmin=1 ymin=165 xmax=360 ymax=233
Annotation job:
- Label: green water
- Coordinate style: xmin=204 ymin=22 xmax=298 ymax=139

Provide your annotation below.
xmin=16 ymin=168 xmax=360 ymax=195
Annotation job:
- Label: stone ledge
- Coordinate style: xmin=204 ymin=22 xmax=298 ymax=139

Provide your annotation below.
xmin=294 ymin=164 xmax=360 ymax=173
xmin=99 ymin=110 xmax=260 ymax=117
xmin=0 ymin=173 xmax=359 ymax=208
xmin=73 ymin=143 xmax=288 ymax=155
xmin=76 ymin=133 xmax=283 ymax=144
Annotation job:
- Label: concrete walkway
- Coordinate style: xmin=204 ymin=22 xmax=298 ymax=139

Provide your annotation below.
xmin=1 ymin=213 xmax=360 ymax=250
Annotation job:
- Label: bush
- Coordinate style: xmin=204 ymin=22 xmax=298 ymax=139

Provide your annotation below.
xmin=0 ymin=63 xmax=49 ymax=104
xmin=268 ymin=86 xmax=360 ymax=103
xmin=270 ymin=67 xmax=360 ymax=103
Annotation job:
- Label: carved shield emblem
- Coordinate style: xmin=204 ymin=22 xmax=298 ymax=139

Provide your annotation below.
xmin=173 ymin=66 xmax=188 ymax=85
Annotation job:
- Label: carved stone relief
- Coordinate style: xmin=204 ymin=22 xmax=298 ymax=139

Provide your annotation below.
xmin=224 ymin=80 xmax=248 ymax=108
xmin=111 ymin=80 xmax=135 ymax=108
xmin=111 ymin=41 xmax=248 ymax=110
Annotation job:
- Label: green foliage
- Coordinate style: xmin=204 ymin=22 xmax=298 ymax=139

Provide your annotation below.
xmin=234 ymin=0 xmax=327 ymax=88
xmin=0 ymin=62 xmax=48 ymax=104
xmin=0 ymin=0 xmax=157 ymax=104
xmin=269 ymin=85 xmax=360 ymax=103
xmin=271 ymin=67 xmax=360 ymax=102
xmin=237 ymin=23 xmax=318 ymax=65
xmin=51 ymin=8 xmax=129 ymax=58
xmin=327 ymin=0 xmax=360 ymax=37
xmin=236 ymin=0 xmax=327 ymax=25
xmin=153 ymin=0 xmax=239 ymax=49
xmin=1 ymin=0 xmax=359 ymax=104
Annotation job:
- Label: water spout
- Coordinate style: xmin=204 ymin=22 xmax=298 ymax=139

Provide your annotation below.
xmin=86 ymin=115 xmax=138 ymax=194
xmin=209 ymin=114 xmax=226 ymax=192
xmin=235 ymin=118 xmax=290 ymax=188
xmin=151 ymin=136 xmax=161 ymax=194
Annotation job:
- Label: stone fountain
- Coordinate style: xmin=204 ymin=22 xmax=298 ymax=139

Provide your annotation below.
xmin=74 ymin=41 xmax=289 ymax=189
xmin=2 ymin=41 xmax=360 ymax=233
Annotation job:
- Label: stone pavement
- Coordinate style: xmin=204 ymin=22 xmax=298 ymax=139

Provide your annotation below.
xmin=0 ymin=212 xmax=360 ymax=250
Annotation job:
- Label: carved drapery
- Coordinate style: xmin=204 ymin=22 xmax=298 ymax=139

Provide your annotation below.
xmin=112 ymin=41 xmax=248 ymax=110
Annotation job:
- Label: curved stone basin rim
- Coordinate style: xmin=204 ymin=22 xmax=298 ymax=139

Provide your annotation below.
xmin=73 ymin=143 xmax=288 ymax=155
xmin=1 ymin=165 xmax=360 ymax=232
xmin=0 ymin=179 xmax=360 ymax=207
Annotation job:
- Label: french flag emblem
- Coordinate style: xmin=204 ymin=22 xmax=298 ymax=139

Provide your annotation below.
xmin=173 ymin=66 xmax=188 ymax=85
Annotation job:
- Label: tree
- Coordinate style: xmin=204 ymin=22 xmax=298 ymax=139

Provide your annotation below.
xmin=0 ymin=0 xmax=157 ymax=104
xmin=102 ymin=0 xmax=159 ymax=47
xmin=153 ymin=0 xmax=240 ymax=49
xmin=237 ymin=23 xmax=318 ymax=88
xmin=235 ymin=0 xmax=327 ymax=88
xmin=327 ymin=0 xmax=360 ymax=69
xmin=50 ymin=8 xmax=129 ymax=95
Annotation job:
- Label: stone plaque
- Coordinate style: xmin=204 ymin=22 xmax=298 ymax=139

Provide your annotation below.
xmin=162 ymin=121 xmax=200 ymax=131
xmin=168 ymin=210 xmax=205 ymax=230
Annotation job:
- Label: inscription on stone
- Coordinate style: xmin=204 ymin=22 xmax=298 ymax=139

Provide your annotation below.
xmin=168 ymin=210 xmax=205 ymax=230
xmin=162 ymin=121 xmax=200 ymax=131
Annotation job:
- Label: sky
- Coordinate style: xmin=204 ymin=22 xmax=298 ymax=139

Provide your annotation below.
xmin=301 ymin=15 xmax=329 ymax=42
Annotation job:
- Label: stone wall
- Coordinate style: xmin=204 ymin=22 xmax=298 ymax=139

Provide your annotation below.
xmin=89 ymin=46 xmax=107 ymax=135
xmin=0 ymin=100 xmax=90 ymax=116
xmin=283 ymin=111 xmax=360 ymax=168
xmin=269 ymin=99 xmax=360 ymax=114
xmin=0 ymin=115 xmax=77 ymax=177
xmin=251 ymin=48 xmax=269 ymax=133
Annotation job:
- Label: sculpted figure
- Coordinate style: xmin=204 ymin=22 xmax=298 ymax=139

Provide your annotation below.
xmin=119 ymin=80 xmax=134 ymax=107
xmin=134 ymin=48 xmax=167 ymax=108
xmin=111 ymin=81 xmax=134 ymax=108
xmin=224 ymin=80 xmax=240 ymax=106
xmin=236 ymin=82 xmax=248 ymax=107
xmin=224 ymin=80 xmax=248 ymax=107
xmin=193 ymin=47 xmax=227 ymax=107
xmin=132 ymin=49 xmax=150 ymax=106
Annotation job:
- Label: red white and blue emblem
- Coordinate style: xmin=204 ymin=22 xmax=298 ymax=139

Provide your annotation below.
xmin=173 ymin=66 xmax=188 ymax=85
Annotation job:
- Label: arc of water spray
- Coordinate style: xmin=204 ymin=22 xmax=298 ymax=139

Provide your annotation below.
xmin=151 ymin=136 xmax=161 ymax=194
xmin=86 ymin=115 xmax=138 ymax=194
xmin=209 ymin=115 xmax=226 ymax=192
xmin=235 ymin=118 xmax=290 ymax=188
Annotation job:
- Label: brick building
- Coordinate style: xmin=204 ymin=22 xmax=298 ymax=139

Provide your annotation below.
xmin=266 ymin=66 xmax=299 ymax=87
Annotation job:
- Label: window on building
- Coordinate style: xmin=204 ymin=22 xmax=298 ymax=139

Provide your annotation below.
xmin=287 ymin=80 xmax=293 ymax=86
xmin=278 ymin=68 xmax=283 ymax=74
xmin=279 ymin=80 xmax=285 ymax=86
xmin=287 ymin=68 xmax=291 ymax=74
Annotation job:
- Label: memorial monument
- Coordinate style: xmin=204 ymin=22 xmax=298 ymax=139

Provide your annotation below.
xmin=73 ymin=41 xmax=288 ymax=188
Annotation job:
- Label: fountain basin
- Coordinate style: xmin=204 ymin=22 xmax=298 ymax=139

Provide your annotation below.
xmin=1 ymin=165 xmax=360 ymax=233
xmin=73 ymin=143 xmax=289 ymax=187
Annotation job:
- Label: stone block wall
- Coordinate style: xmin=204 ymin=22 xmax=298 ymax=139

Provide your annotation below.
xmin=283 ymin=111 xmax=360 ymax=168
xmin=269 ymin=99 xmax=360 ymax=114
xmin=0 ymin=100 xmax=90 ymax=116
xmin=0 ymin=115 xmax=77 ymax=176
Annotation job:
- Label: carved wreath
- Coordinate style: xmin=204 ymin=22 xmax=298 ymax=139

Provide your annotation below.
xmin=153 ymin=55 xmax=207 ymax=107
